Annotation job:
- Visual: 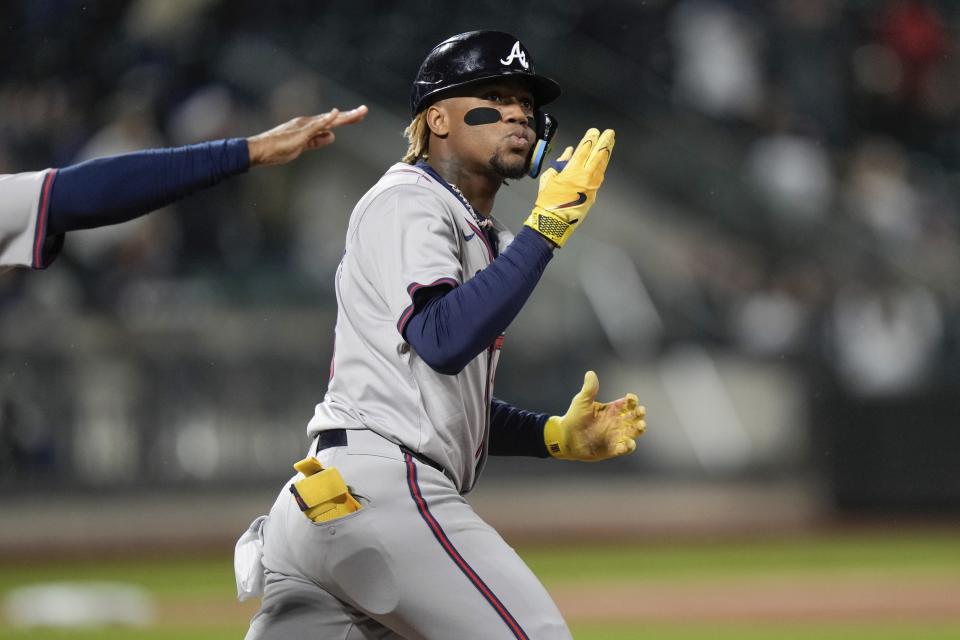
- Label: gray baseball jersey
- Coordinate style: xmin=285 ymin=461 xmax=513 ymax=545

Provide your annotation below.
xmin=242 ymin=164 xmax=573 ymax=640
xmin=308 ymin=162 xmax=514 ymax=494
xmin=0 ymin=170 xmax=57 ymax=270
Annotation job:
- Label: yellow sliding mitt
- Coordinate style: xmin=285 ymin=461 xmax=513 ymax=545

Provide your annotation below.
xmin=289 ymin=457 xmax=362 ymax=523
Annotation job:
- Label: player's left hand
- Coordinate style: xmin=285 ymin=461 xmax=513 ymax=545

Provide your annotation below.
xmin=246 ymin=105 xmax=369 ymax=167
xmin=544 ymin=371 xmax=645 ymax=461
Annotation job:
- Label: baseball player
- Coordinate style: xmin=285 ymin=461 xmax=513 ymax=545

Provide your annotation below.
xmin=240 ymin=31 xmax=644 ymax=640
xmin=0 ymin=106 xmax=368 ymax=273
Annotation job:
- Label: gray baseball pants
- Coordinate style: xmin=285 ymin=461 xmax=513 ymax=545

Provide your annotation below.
xmin=245 ymin=428 xmax=571 ymax=640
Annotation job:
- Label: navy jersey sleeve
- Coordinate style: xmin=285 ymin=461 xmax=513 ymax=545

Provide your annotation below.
xmin=46 ymin=138 xmax=250 ymax=236
xmin=402 ymin=226 xmax=553 ymax=375
xmin=489 ymin=398 xmax=550 ymax=457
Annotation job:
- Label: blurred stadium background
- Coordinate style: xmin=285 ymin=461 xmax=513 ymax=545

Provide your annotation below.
xmin=2 ymin=0 xmax=959 ymax=637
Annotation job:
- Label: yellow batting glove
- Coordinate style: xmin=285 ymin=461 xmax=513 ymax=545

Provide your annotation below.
xmin=524 ymin=128 xmax=615 ymax=247
xmin=544 ymin=371 xmax=646 ymax=462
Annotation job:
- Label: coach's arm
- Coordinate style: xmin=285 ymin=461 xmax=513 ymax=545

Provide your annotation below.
xmin=44 ymin=106 xmax=368 ymax=238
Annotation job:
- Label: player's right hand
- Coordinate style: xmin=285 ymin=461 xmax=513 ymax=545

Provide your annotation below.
xmin=246 ymin=105 xmax=369 ymax=167
xmin=524 ymin=127 xmax=615 ymax=247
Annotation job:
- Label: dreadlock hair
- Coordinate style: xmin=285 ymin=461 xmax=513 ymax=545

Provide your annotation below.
xmin=401 ymin=111 xmax=430 ymax=164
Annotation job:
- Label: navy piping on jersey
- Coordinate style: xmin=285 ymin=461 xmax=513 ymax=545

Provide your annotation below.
xmin=32 ymin=170 xmax=58 ymax=268
xmin=414 ymin=161 xmax=499 ymax=260
xmin=475 ymin=332 xmax=506 ymax=467
xmin=464 ymin=217 xmax=495 ymax=262
xmin=392 ymin=168 xmax=434 ymax=182
xmin=403 ymin=452 xmax=529 ymax=639
xmin=396 ymin=277 xmax=461 ymax=336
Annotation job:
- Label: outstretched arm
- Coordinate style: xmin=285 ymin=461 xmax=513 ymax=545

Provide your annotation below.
xmin=246 ymin=106 xmax=368 ymax=166
xmin=46 ymin=106 xmax=368 ymax=236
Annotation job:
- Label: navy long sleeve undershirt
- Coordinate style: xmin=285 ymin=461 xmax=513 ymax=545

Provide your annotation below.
xmin=46 ymin=138 xmax=250 ymax=236
xmin=402 ymin=225 xmax=554 ymax=375
xmin=401 ymin=224 xmax=555 ymax=458
xmin=489 ymin=398 xmax=550 ymax=457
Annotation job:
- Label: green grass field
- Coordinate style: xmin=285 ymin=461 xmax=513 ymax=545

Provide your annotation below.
xmin=1 ymin=529 xmax=958 ymax=639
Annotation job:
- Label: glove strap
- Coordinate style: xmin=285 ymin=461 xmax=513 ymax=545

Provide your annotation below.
xmin=543 ymin=416 xmax=569 ymax=459
xmin=524 ymin=207 xmax=574 ymax=248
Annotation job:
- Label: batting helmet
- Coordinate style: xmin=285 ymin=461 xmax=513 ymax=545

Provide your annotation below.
xmin=410 ymin=30 xmax=561 ymax=116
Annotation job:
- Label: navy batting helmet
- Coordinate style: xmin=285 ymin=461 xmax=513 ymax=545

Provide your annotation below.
xmin=410 ymin=31 xmax=561 ymax=116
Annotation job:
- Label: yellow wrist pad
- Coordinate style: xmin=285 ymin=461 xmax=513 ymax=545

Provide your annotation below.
xmin=524 ymin=208 xmax=575 ymax=247
xmin=289 ymin=456 xmax=362 ymax=523
xmin=543 ymin=415 xmax=569 ymax=459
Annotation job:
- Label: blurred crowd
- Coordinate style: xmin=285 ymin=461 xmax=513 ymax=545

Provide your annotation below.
xmin=652 ymin=0 xmax=960 ymax=400
xmin=3 ymin=0 xmax=960 ymax=404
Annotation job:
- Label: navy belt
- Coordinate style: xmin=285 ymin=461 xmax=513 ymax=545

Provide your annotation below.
xmin=314 ymin=429 xmax=348 ymax=452
xmin=314 ymin=428 xmax=445 ymax=475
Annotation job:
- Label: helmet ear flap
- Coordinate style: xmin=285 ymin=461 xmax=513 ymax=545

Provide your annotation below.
xmin=527 ymin=111 xmax=559 ymax=178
